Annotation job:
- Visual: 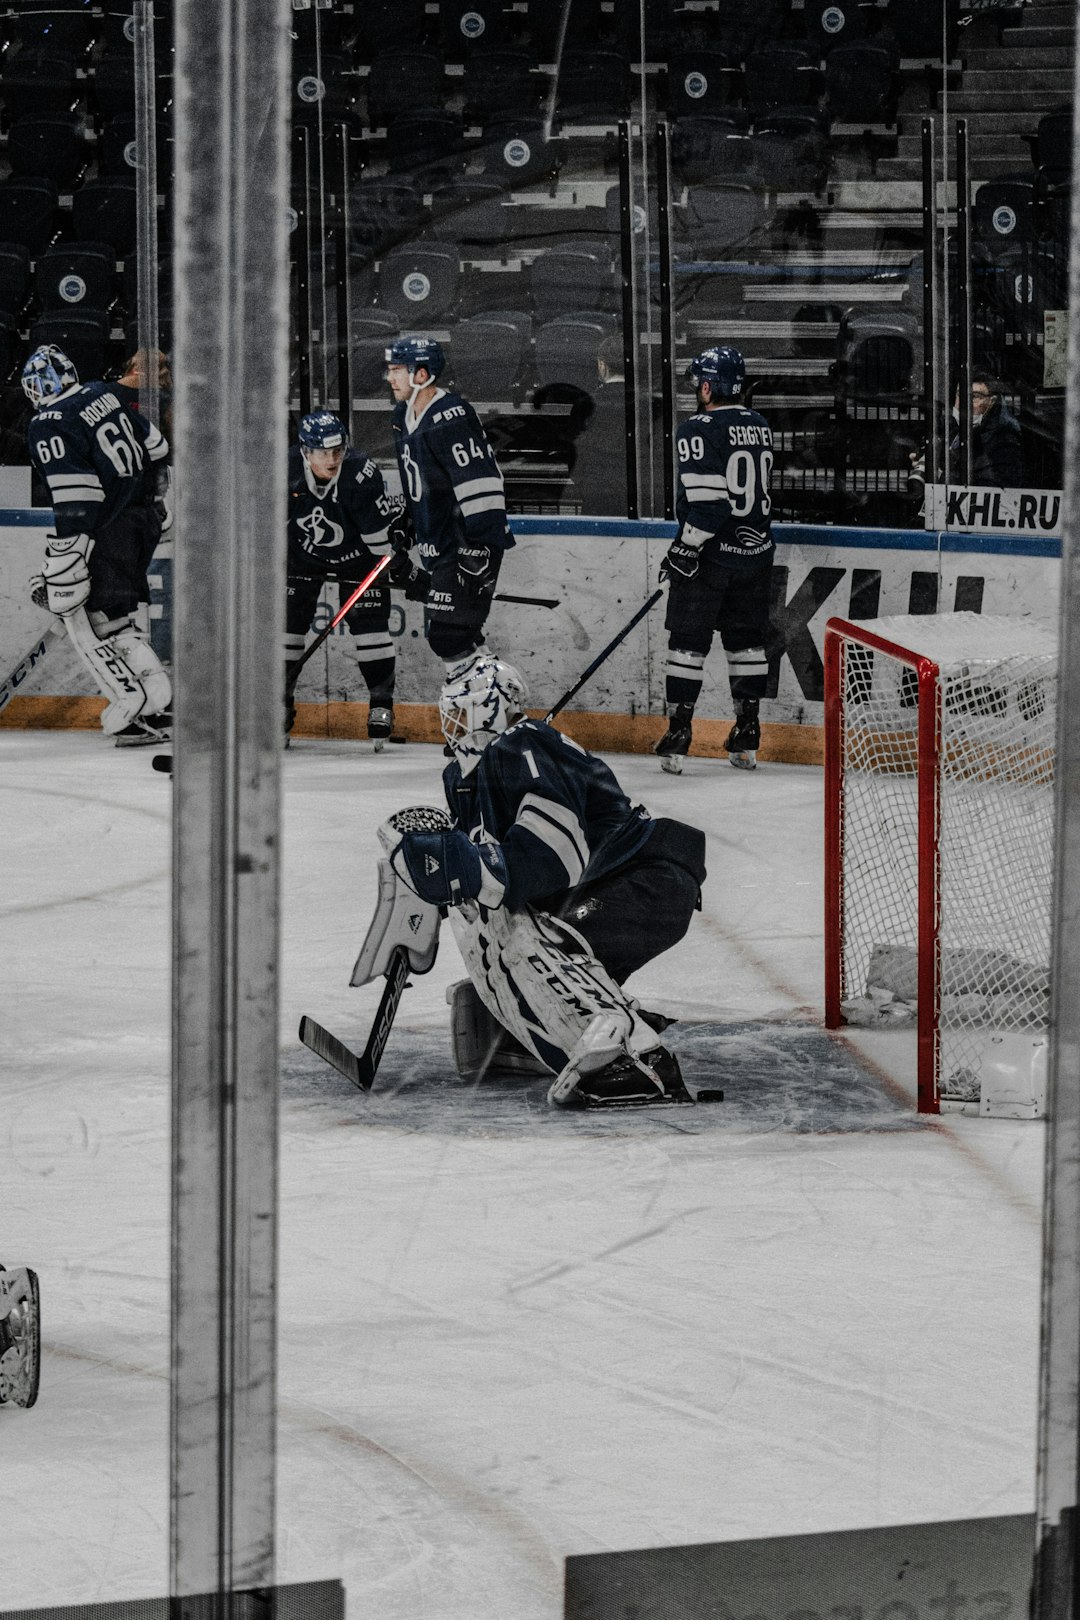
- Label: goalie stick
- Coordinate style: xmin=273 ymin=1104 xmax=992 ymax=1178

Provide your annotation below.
xmin=0 ymin=620 xmax=63 ymax=714
xmin=544 ymin=587 xmax=664 ymax=723
xmin=300 ymin=944 xmax=411 ymax=1091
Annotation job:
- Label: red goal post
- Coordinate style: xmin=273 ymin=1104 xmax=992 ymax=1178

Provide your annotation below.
xmin=824 ymin=612 xmax=1056 ymax=1117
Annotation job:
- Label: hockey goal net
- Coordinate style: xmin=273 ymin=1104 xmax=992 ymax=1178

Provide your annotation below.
xmin=824 ymin=612 xmax=1057 ymax=1116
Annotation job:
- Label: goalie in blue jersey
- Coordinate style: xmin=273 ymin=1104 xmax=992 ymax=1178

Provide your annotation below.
xmin=365 ymin=657 xmax=709 ymax=1109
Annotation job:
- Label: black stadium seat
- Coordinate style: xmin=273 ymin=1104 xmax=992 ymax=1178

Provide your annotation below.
xmin=531 ymin=240 xmax=618 ymax=319
xmin=440 ymin=0 xmax=511 ymax=57
xmin=72 ymin=177 xmax=139 ymax=255
xmin=665 ymin=51 xmax=742 ymax=120
xmin=291 ymin=54 xmax=355 ymax=126
xmin=746 ymin=46 xmax=825 ymax=118
xmin=834 ymin=309 xmax=921 ymax=401
xmin=671 ymin=115 xmax=755 ymax=185
xmin=35 ymin=244 xmax=116 ymax=316
xmin=350 ymin=312 xmax=399 ymax=397
xmin=0 ymin=178 xmax=60 ymax=255
xmin=30 ymin=309 xmax=111 ymax=380
xmin=349 ymin=178 xmax=427 ymax=260
xmin=376 ymin=242 xmax=461 ymax=322
xmin=385 ymin=108 xmax=466 ymax=181
xmin=7 ymin=114 xmax=90 ymax=186
xmin=825 ymin=42 xmax=898 ymax=124
xmin=6 ymin=0 xmax=96 ymax=54
xmin=974 ymin=177 xmax=1036 ymax=244
xmin=0 ymin=245 xmax=31 ymax=318
xmin=535 ymin=312 xmax=618 ymax=395
xmin=462 ymin=49 xmax=540 ymax=123
xmin=0 ymin=51 xmax=81 ymax=120
xmin=429 ymin=175 xmax=511 ymax=245
xmin=478 ymin=115 xmax=564 ymax=185
xmin=679 ymin=184 xmax=771 ymax=256
xmin=751 ymin=111 xmax=829 ymax=191
xmin=366 ymin=49 xmax=445 ymax=129
xmin=449 ymin=312 xmax=531 ymax=399
xmin=355 ymin=0 xmax=430 ymax=60
xmin=556 ymin=48 xmax=630 ymax=122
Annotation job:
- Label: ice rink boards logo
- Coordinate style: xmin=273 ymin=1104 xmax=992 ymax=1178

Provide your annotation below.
xmin=59 ymin=274 xmax=87 ymax=305
xmin=297 ymin=75 xmax=325 ymax=104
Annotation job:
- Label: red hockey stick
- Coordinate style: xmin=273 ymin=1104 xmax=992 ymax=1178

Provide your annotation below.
xmin=291 ymin=551 xmax=393 ymax=678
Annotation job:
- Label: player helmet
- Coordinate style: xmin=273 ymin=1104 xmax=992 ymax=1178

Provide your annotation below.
xmin=688 ymin=345 xmax=745 ymax=400
xmin=21 ymin=345 xmax=79 ymax=410
xmin=298 ymin=410 xmax=348 ymax=452
xmin=439 ymin=656 xmax=528 ymax=774
xmin=384 ymin=336 xmax=445 ymax=382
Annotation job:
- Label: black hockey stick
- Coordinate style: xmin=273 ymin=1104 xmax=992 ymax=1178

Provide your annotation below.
xmin=300 ymin=944 xmax=411 ymax=1092
xmin=544 ymin=587 xmax=664 ymax=723
xmin=494 ymin=592 xmax=559 ymax=609
xmin=0 ymin=620 xmax=63 ymax=713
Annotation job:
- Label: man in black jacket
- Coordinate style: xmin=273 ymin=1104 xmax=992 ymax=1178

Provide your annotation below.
xmin=953 ymin=373 xmax=1024 ymax=488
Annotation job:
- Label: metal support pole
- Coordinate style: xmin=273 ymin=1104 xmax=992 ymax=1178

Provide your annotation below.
xmin=171 ymin=0 xmax=289 ymax=1601
xmin=296 ymin=125 xmax=312 ymax=417
xmin=336 ymin=124 xmax=352 ymax=434
xmin=133 ymin=0 xmax=160 ymax=426
xmin=955 ymin=118 xmax=972 ymax=484
xmin=617 ymin=119 xmax=639 ymax=520
xmin=655 ymin=119 xmax=676 ymax=522
xmin=1034 ymin=1 xmax=1080 ymax=1607
xmin=921 ymin=117 xmax=942 ymax=489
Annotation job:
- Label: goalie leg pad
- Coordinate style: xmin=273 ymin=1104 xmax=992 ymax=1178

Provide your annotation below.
xmin=448 ymin=904 xmax=658 ymax=1074
xmin=447 ymin=978 xmax=551 ymax=1082
xmin=64 ymin=609 xmax=170 ymax=732
xmin=350 ymin=857 xmax=441 ymax=985
xmin=0 ymin=1265 xmax=40 ymax=1408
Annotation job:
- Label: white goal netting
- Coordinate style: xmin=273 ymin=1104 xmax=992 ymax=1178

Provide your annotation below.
xmin=831 ymin=613 xmax=1056 ymax=1111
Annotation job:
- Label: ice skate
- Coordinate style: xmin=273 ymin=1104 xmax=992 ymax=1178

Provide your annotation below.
xmin=114 ymin=707 xmax=172 ymax=748
xmin=724 ymin=702 xmax=760 ymax=771
xmin=367 ymin=704 xmax=393 ymax=754
xmin=548 ymin=1012 xmax=692 ymax=1108
xmin=0 ymin=1265 xmax=40 ymax=1409
xmin=654 ymin=704 xmax=694 ymax=775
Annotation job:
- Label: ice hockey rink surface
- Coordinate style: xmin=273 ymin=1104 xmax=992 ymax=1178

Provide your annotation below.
xmin=0 ymin=730 xmax=1044 ymax=1620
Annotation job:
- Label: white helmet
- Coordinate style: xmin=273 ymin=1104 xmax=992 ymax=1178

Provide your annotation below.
xmin=439 ymin=656 xmax=527 ymax=774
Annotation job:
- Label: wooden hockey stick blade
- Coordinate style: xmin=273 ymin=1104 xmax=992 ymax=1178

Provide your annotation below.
xmin=493 ymin=592 xmax=559 ymax=608
xmin=299 ymin=1016 xmax=365 ymax=1089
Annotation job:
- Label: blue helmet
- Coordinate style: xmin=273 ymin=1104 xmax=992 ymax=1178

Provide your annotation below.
xmin=22 ymin=344 xmax=79 ymax=410
xmin=298 ymin=410 xmax=348 ymax=452
xmin=385 ymin=336 xmax=445 ymax=382
xmin=688 ymin=345 xmax=745 ymax=400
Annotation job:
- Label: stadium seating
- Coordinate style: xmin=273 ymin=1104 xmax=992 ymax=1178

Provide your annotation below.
xmin=35 ymin=243 xmax=116 ymax=316
xmin=29 ymin=309 xmax=111 ymax=380
xmin=72 ymin=177 xmax=139 ymax=255
xmin=0 ymin=50 xmax=82 ymax=121
xmin=478 ymin=115 xmax=565 ymax=186
xmin=349 ymin=178 xmax=427 ymax=260
xmin=429 ymin=176 xmax=513 ymax=246
xmin=291 ymin=54 xmax=355 ymax=127
xmin=461 ymin=49 xmax=540 ymax=124
xmin=834 ymin=309 xmax=921 ymax=401
xmin=535 ymin=312 xmax=618 ymax=395
xmin=449 ymin=312 xmax=532 ymax=399
xmin=678 ymin=185 xmax=771 ymax=257
xmin=366 ymin=49 xmax=445 ymax=129
xmin=670 ymin=115 xmax=756 ymax=185
xmin=555 ymin=48 xmax=631 ymax=122
xmin=665 ymin=50 xmax=743 ymax=120
xmin=440 ymin=1 xmax=512 ymax=57
xmin=376 ymin=243 xmax=461 ymax=322
xmin=350 ymin=312 xmax=399 ymax=398
xmin=974 ymin=177 xmax=1037 ymax=245
xmin=0 ymin=178 xmax=60 ymax=255
xmin=354 ymin=0 xmax=430 ymax=60
xmin=385 ymin=109 xmax=466 ymax=181
xmin=803 ymin=0 xmax=869 ymax=55
xmin=824 ymin=43 xmax=898 ymax=125
xmin=6 ymin=0 xmax=96 ymax=53
xmin=530 ymin=240 xmax=619 ymax=320
xmin=751 ymin=112 xmax=830 ymax=192
xmin=746 ymin=47 xmax=825 ymax=119
xmin=0 ymin=245 xmax=31 ymax=319
xmin=7 ymin=114 xmax=90 ymax=187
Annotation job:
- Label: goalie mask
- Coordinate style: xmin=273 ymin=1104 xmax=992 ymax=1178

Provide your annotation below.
xmin=22 ymin=344 xmax=79 ymax=410
xmin=439 ymin=657 xmax=527 ymax=775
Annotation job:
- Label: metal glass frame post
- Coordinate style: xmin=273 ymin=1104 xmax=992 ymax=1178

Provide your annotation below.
xmin=133 ymin=0 xmax=160 ymax=427
xmin=171 ymin=0 xmax=290 ymax=1601
xmin=1035 ymin=0 xmax=1080 ymax=1608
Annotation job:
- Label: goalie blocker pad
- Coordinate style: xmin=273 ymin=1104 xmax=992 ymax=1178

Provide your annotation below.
xmin=0 ymin=1264 xmax=40 ymax=1409
xmin=352 ymin=805 xmax=453 ymax=986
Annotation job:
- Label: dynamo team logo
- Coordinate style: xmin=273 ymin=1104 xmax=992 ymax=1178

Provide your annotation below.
xmin=403 ymin=272 xmax=432 ymax=302
xmin=993 ymin=205 xmax=1017 ymax=236
xmin=822 ymin=6 xmax=846 ymax=31
xmin=461 ymin=11 xmax=486 ymax=37
xmin=297 ymin=75 xmax=324 ymax=104
xmin=684 ymin=71 xmax=707 ymax=99
xmin=504 ymin=139 xmax=531 ymax=168
xmin=59 ymin=274 xmax=87 ymax=305
xmin=297 ymin=508 xmax=345 ymax=552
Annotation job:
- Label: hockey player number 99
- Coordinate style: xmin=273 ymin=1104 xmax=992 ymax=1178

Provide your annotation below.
xmin=727 ymin=449 xmax=773 ymax=518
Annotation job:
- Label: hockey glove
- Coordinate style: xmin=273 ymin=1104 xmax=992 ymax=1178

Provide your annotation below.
xmin=659 ymin=523 xmax=712 ymax=584
xmin=456 ymin=544 xmax=497 ymax=601
xmin=40 ymin=534 xmax=93 ymax=617
xmin=390 ymin=827 xmax=507 ymax=910
xmin=388 ymin=551 xmax=431 ymax=602
xmin=387 ymin=497 xmax=414 ymax=554
xmin=29 ymin=572 xmax=47 ymax=612
xmin=151 ymin=465 xmax=173 ymax=535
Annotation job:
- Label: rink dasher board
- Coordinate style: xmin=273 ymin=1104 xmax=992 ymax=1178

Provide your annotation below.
xmin=0 ymin=514 xmax=1061 ymax=742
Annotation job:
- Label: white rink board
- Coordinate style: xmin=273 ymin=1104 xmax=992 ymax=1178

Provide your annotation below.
xmin=0 ymin=513 xmax=1062 ymax=726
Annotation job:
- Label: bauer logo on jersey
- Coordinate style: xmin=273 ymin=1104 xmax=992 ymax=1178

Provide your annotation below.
xmin=297 ymin=74 xmax=324 ymax=103
xmin=461 ymin=10 xmax=486 ymax=36
xmin=59 ymin=274 xmax=87 ymax=305
xmin=503 ymin=138 xmax=531 ymax=168
xmin=993 ymin=205 xmax=1018 ymax=236
xmin=402 ymin=272 xmax=432 ymax=303
xmin=297 ymin=507 xmax=345 ymax=551
xmin=684 ymin=71 xmax=708 ymax=99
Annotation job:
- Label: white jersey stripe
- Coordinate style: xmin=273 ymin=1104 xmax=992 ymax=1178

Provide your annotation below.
xmin=517 ymin=792 xmax=590 ymax=883
xmin=453 ymin=475 xmax=504 ymax=499
xmin=459 ymin=494 xmax=506 ymax=517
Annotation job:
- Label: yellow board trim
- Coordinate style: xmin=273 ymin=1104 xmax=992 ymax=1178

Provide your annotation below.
xmin=1 ymin=696 xmax=824 ymax=766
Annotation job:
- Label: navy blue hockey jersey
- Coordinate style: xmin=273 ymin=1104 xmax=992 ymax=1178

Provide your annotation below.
xmin=391 ymin=389 xmax=514 ymax=567
xmin=28 ymin=381 xmax=168 ymax=540
xmin=675 ymin=404 xmax=775 ymax=569
xmin=443 ymin=718 xmax=655 ymax=911
xmin=287 ymin=444 xmax=395 ymax=576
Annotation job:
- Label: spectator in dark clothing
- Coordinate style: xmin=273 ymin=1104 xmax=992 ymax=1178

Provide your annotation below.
xmin=951 ymin=372 xmax=1024 ymax=488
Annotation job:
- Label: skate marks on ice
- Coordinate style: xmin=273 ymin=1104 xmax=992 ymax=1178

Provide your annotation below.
xmin=281 ymin=1019 xmax=924 ymax=1136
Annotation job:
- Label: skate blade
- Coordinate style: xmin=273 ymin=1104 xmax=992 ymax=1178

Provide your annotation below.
xmin=660 ymin=754 xmax=684 ymax=775
xmin=728 ymin=751 xmax=757 ymax=771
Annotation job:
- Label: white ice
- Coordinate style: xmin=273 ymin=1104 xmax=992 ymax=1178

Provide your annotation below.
xmin=0 ymin=732 xmax=1044 ymax=1619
